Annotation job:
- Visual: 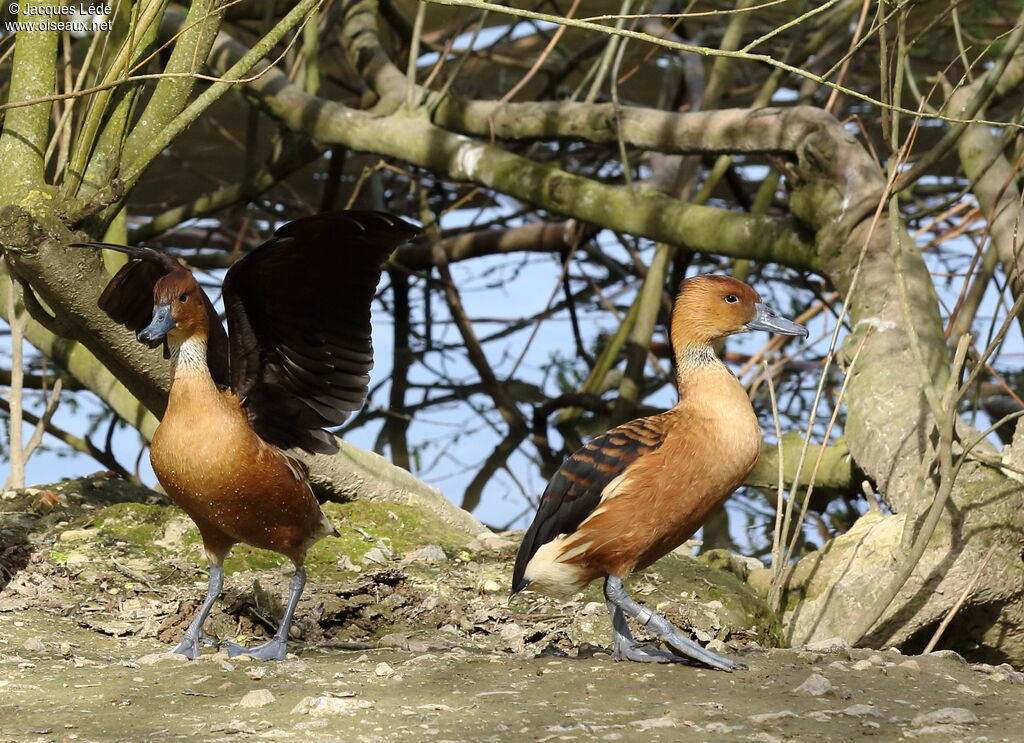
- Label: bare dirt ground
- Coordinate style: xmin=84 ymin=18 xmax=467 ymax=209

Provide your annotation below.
xmin=2 ymin=476 xmax=1022 ymax=743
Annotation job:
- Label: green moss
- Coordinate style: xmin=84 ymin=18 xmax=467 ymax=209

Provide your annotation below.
xmin=94 ymin=502 xmax=175 ymax=545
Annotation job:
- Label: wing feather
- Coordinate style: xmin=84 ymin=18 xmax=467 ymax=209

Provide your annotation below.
xmin=511 ymin=415 xmax=667 ymax=593
xmin=222 ymin=210 xmax=419 ymax=454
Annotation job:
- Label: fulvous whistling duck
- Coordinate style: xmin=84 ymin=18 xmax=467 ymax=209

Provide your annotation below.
xmin=75 ymin=211 xmax=419 ymax=660
xmin=512 ymin=275 xmax=807 ymax=670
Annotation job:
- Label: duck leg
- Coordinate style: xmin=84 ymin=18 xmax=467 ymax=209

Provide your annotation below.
xmin=169 ymin=565 xmax=224 ymax=659
xmin=225 ymin=566 xmax=305 ymax=661
xmin=603 ymin=576 xmax=744 ymax=671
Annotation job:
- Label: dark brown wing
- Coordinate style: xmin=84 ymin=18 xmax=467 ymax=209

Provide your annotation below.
xmin=221 ymin=211 xmax=420 ymax=454
xmin=511 ymin=415 xmax=666 ymax=594
xmin=73 ymin=242 xmax=229 ymax=387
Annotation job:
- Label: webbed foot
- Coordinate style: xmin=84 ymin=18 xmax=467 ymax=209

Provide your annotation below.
xmin=224 ymin=638 xmax=288 ymax=661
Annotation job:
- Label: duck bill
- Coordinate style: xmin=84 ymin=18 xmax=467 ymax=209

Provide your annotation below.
xmin=746 ymin=302 xmax=808 ymax=338
xmin=138 ymin=304 xmax=174 ymax=347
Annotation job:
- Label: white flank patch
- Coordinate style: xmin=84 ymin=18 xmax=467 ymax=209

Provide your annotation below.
xmin=523 ymin=537 xmax=592 ymax=599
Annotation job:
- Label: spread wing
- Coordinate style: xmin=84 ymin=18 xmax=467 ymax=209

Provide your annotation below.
xmin=73 ymin=242 xmax=229 ymax=387
xmin=511 ymin=415 xmax=667 ymax=593
xmin=221 ymin=210 xmax=420 ymax=454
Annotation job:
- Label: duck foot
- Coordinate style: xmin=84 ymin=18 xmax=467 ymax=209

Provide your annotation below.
xmin=604 ymin=576 xmax=745 ymax=672
xmin=223 ymin=566 xmax=306 ymax=662
xmin=613 ymin=640 xmax=693 ymax=663
xmin=223 ymin=638 xmax=289 ymax=661
xmin=168 ymin=565 xmax=225 ymax=659
xmin=168 ymin=634 xmax=220 ymax=659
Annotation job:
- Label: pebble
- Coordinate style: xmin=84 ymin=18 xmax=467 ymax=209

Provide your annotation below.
xmin=927 ymin=649 xmax=967 ymax=664
xmin=867 ymin=653 xmax=886 ymax=666
xmin=374 ymin=662 xmax=395 ymax=678
xmin=362 ymin=547 xmax=392 ymax=566
xmin=851 ymin=660 xmax=874 ymax=671
xmin=481 ymin=580 xmax=501 ymax=593
xmin=911 ymin=708 xmax=978 ymax=727
xmin=238 ymin=689 xmax=275 ymax=708
xmin=291 ymin=696 xmax=374 ymax=716
xmin=58 ymin=529 xmax=95 ymax=541
xmin=22 ymin=637 xmax=44 ymax=652
xmin=749 ymin=710 xmax=797 ymax=724
xmin=792 ymin=673 xmax=833 ymax=697
xmin=405 ymin=545 xmax=447 ymax=563
xmin=136 ymin=652 xmax=187 ymax=666
xmin=246 ymin=666 xmax=267 ymax=681
xmin=898 ymin=659 xmax=921 ymax=673
xmin=705 ymin=639 xmax=729 ymax=654
xmin=803 ymin=637 xmax=850 ymax=655
xmin=842 ymin=704 xmax=883 ymax=718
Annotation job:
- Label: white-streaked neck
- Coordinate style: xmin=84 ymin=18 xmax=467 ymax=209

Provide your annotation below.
xmin=170 ymin=334 xmax=211 ymax=380
xmin=674 ymin=342 xmax=720 ymax=373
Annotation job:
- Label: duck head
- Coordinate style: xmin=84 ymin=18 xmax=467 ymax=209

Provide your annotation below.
xmin=671 ymin=274 xmax=808 ymax=348
xmin=138 ymin=268 xmax=208 ymax=347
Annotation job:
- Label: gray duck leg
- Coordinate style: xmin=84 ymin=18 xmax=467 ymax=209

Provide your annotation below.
xmin=169 ymin=565 xmax=224 ymax=659
xmin=225 ymin=567 xmax=305 ymax=661
xmin=604 ymin=576 xmax=745 ymax=671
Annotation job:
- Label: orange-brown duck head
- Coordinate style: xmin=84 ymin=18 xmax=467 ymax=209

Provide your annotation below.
xmin=138 ymin=268 xmax=209 ymax=347
xmin=670 ymin=274 xmax=808 ymax=349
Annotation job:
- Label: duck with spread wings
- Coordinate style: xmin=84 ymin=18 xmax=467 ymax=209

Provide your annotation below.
xmin=77 ymin=211 xmax=419 ymax=660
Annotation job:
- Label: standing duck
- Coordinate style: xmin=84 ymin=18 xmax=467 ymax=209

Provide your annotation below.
xmin=76 ymin=211 xmax=419 ymax=660
xmin=512 ymin=275 xmax=807 ymax=670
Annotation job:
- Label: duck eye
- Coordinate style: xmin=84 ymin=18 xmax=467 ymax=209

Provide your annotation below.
xmin=725 ymin=294 xmax=739 ymax=304
xmin=178 ymin=293 xmax=188 ymax=303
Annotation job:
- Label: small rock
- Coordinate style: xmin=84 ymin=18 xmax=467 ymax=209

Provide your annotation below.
xmin=955 ymin=683 xmax=982 ymax=697
xmin=792 ymin=673 xmax=833 ymax=697
xmin=136 ymin=652 xmax=187 ymax=666
xmin=851 ymin=660 xmax=874 ymax=671
xmin=405 ymin=545 xmax=446 ymax=563
xmin=867 ymin=653 xmax=886 ymax=666
xmin=378 ymin=634 xmax=410 ymax=650
xmin=499 ymin=623 xmax=526 ymax=654
xmin=911 ymin=708 xmax=978 ymax=727
xmin=749 ymin=710 xmax=797 ymax=724
xmin=804 ymin=637 xmax=851 ymax=655
xmin=337 ymin=555 xmax=362 ymax=572
xmin=705 ymin=639 xmax=728 ymax=654
xmin=469 ymin=533 xmax=516 ymax=553
xmin=211 ymin=720 xmax=255 ymax=734
xmin=842 ymin=704 xmax=883 ymax=718
xmin=22 ymin=637 xmax=44 ymax=652
xmin=632 ymin=715 xmax=678 ymax=729
xmin=898 ymin=659 xmax=921 ymax=673
xmin=246 ymin=667 xmax=266 ymax=681
xmin=291 ymin=696 xmax=374 ymax=716
xmin=362 ymin=547 xmax=392 ymax=566
xmin=481 ymin=579 xmax=501 ymax=593
xmin=927 ymin=649 xmax=967 ymax=664
xmin=238 ymin=689 xmax=274 ymax=708
xmin=374 ymin=662 xmax=395 ymax=677
xmin=58 ymin=529 xmax=95 ymax=541
xmin=827 ymin=661 xmax=847 ymax=672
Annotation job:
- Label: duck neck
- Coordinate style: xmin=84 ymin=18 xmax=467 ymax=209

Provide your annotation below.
xmin=673 ymin=338 xmax=732 ymax=403
xmin=169 ymin=332 xmax=213 ymax=382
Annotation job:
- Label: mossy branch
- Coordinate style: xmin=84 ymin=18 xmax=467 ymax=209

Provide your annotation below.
xmin=0 ymin=1 xmax=58 ymax=203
